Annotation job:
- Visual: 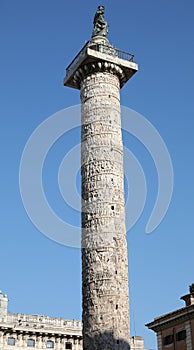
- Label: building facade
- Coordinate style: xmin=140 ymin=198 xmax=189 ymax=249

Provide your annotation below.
xmin=146 ymin=285 xmax=194 ymax=350
xmin=0 ymin=290 xmax=144 ymax=350
xmin=0 ymin=291 xmax=82 ymax=350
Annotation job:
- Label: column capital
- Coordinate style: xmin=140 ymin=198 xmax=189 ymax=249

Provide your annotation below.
xmin=64 ymin=40 xmax=138 ymax=90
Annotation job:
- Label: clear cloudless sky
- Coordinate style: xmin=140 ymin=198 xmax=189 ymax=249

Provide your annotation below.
xmin=1 ymin=1 xmax=194 ymax=349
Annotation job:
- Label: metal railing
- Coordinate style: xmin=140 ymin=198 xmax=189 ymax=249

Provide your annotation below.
xmin=66 ymin=41 xmax=135 ymax=74
xmin=66 ymin=41 xmax=89 ymax=73
xmin=88 ymin=42 xmax=135 ymax=62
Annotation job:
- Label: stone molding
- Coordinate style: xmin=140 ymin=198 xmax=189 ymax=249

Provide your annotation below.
xmin=72 ymin=60 xmax=126 ymax=89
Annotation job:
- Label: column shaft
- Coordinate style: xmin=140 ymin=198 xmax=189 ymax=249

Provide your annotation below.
xmin=81 ymin=71 xmax=130 ymax=349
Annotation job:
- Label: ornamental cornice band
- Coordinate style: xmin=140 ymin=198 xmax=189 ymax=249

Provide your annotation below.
xmin=72 ymin=61 xmax=126 ymax=89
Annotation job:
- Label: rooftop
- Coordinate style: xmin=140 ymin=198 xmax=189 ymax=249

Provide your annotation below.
xmin=0 ymin=313 xmax=82 ymax=336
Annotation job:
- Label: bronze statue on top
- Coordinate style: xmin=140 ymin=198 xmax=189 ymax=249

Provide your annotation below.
xmin=92 ymin=6 xmax=108 ymax=38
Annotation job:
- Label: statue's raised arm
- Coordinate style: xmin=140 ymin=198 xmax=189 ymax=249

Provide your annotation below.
xmin=92 ymin=6 xmax=108 ymax=38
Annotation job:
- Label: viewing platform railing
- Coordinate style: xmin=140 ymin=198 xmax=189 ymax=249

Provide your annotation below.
xmin=66 ymin=41 xmax=135 ymax=74
xmin=88 ymin=42 xmax=135 ymax=62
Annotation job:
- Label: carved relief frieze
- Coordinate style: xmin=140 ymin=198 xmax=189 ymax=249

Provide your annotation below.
xmin=81 ymin=61 xmax=130 ymax=348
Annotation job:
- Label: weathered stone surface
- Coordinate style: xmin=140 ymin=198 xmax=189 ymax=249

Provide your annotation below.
xmin=64 ymin=39 xmax=138 ymax=90
xmin=81 ymin=71 xmax=130 ymax=349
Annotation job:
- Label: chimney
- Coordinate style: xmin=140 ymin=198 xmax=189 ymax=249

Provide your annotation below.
xmin=181 ymin=284 xmax=194 ymax=307
xmin=0 ymin=290 xmax=8 ymax=318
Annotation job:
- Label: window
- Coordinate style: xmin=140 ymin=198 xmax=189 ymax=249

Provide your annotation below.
xmin=47 ymin=340 xmax=54 ymax=348
xmin=65 ymin=342 xmax=72 ymax=349
xmin=7 ymin=337 xmax=15 ymax=346
xmin=164 ymin=334 xmax=174 ymax=346
xmin=27 ymin=339 xmax=35 ymax=347
xmin=176 ymin=330 xmax=186 ymax=342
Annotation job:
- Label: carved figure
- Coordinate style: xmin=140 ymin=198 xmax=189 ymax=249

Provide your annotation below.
xmin=92 ymin=6 xmax=108 ymax=38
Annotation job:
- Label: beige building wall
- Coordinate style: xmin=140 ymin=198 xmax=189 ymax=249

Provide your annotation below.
xmin=0 ymin=266 xmax=82 ymax=350
xmin=0 ymin=307 xmax=82 ymax=350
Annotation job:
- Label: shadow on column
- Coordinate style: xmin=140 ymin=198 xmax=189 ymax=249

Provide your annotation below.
xmin=84 ymin=330 xmax=131 ymax=350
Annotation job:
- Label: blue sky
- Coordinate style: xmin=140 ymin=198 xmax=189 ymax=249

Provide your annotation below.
xmin=1 ymin=1 xmax=194 ymax=349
